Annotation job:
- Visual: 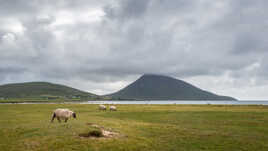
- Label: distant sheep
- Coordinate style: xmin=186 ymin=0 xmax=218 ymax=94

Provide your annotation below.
xmin=51 ymin=108 xmax=76 ymax=123
xmin=110 ymin=106 xmax=117 ymax=111
xmin=99 ymin=105 xmax=107 ymax=111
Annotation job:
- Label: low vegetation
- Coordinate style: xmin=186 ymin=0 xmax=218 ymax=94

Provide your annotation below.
xmin=0 ymin=104 xmax=267 ymax=151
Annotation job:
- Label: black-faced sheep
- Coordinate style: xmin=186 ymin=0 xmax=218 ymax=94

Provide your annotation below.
xmin=51 ymin=108 xmax=76 ymax=123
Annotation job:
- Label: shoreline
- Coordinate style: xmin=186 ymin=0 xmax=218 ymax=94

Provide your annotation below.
xmin=1 ymin=100 xmax=268 ymax=105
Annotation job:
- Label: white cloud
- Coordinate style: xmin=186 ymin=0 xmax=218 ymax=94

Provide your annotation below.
xmin=0 ymin=0 xmax=268 ymax=100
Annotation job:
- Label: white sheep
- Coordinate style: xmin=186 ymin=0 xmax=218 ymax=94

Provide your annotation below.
xmin=110 ymin=106 xmax=117 ymax=111
xmin=99 ymin=104 xmax=107 ymax=111
xmin=51 ymin=108 xmax=76 ymax=123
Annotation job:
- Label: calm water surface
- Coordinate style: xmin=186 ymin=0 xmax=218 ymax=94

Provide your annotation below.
xmin=81 ymin=100 xmax=268 ymax=105
xmin=2 ymin=100 xmax=268 ymax=105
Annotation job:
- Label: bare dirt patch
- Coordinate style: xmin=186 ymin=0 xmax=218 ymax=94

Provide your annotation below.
xmin=79 ymin=130 xmax=103 ymax=138
xmin=79 ymin=123 xmax=121 ymax=139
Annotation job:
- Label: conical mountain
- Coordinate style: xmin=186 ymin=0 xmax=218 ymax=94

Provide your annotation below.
xmin=108 ymin=74 xmax=236 ymax=100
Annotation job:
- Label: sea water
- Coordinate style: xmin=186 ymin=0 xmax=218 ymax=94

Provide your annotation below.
xmin=82 ymin=100 xmax=268 ymax=105
xmin=2 ymin=100 xmax=268 ymax=105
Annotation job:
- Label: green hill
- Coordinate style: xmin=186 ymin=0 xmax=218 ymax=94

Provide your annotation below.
xmin=0 ymin=82 xmax=97 ymax=100
xmin=108 ymin=74 xmax=237 ymax=100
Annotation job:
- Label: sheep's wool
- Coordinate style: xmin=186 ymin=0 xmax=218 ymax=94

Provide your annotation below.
xmin=110 ymin=106 xmax=117 ymax=111
xmin=54 ymin=109 xmax=73 ymax=119
xmin=99 ymin=105 xmax=106 ymax=110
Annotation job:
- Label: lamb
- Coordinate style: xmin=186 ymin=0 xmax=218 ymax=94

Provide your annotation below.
xmin=99 ymin=104 xmax=107 ymax=111
xmin=51 ymin=108 xmax=76 ymax=123
xmin=110 ymin=105 xmax=117 ymax=111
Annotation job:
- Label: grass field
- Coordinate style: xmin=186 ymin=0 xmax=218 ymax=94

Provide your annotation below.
xmin=0 ymin=104 xmax=268 ymax=151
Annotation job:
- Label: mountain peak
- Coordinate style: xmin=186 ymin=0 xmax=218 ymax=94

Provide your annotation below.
xmin=139 ymin=74 xmax=177 ymax=81
xmin=141 ymin=74 xmax=168 ymax=78
xmin=108 ymin=74 xmax=236 ymax=100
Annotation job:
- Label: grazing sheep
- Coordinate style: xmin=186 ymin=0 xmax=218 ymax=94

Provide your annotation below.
xmin=110 ymin=106 xmax=117 ymax=111
xmin=99 ymin=104 xmax=106 ymax=111
xmin=51 ymin=108 xmax=76 ymax=123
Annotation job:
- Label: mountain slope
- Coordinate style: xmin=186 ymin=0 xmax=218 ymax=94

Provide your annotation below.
xmin=0 ymin=82 xmax=97 ymax=99
xmin=108 ymin=74 xmax=237 ymax=100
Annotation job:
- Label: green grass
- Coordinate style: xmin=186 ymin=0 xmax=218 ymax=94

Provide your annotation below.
xmin=0 ymin=104 xmax=268 ymax=151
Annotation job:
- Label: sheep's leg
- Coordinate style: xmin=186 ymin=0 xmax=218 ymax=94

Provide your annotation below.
xmin=64 ymin=118 xmax=68 ymax=123
xmin=51 ymin=117 xmax=55 ymax=123
xmin=51 ymin=113 xmax=56 ymax=123
xmin=57 ymin=117 xmax=61 ymax=123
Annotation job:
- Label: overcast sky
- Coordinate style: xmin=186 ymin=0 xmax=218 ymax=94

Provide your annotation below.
xmin=0 ymin=0 xmax=268 ymax=100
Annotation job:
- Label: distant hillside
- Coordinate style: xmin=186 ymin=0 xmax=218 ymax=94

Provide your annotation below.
xmin=108 ymin=74 xmax=237 ymax=100
xmin=0 ymin=82 xmax=97 ymax=99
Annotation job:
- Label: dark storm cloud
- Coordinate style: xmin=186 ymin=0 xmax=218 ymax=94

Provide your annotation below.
xmin=0 ymin=0 xmax=268 ymax=98
xmin=0 ymin=66 xmax=26 ymax=74
xmin=0 ymin=0 xmax=36 ymax=16
xmin=105 ymin=0 xmax=151 ymax=20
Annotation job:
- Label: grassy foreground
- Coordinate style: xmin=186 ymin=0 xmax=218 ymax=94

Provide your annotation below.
xmin=0 ymin=104 xmax=268 ymax=151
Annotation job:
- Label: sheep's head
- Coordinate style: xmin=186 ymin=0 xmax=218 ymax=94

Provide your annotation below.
xmin=72 ymin=112 xmax=77 ymax=119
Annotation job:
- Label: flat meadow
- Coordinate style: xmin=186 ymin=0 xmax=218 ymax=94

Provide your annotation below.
xmin=0 ymin=104 xmax=268 ymax=151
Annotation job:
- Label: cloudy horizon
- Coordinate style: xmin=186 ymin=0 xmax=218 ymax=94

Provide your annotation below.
xmin=1 ymin=0 xmax=268 ymax=100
